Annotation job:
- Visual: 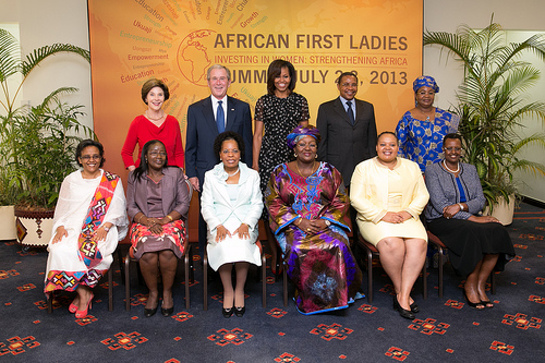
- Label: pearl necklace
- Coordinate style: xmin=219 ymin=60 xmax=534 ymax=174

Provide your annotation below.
xmin=225 ymin=167 xmax=240 ymax=177
xmin=442 ymin=159 xmax=460 ymax=173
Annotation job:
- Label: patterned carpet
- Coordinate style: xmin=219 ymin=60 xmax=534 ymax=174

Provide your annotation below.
xmin=0 ymin=203 xmax=543 ymax=362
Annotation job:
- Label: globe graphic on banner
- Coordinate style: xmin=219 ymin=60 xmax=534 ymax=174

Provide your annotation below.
xmin=177 ymin=29 xmax=216 ymax=86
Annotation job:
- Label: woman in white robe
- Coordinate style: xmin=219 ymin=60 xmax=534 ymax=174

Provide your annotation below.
xmin=44 ymin=140 xmax=128 ymax=318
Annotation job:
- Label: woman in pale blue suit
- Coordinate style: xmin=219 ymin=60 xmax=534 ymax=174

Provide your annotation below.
xmin=201 ymin=131 xmax=263 ymax=318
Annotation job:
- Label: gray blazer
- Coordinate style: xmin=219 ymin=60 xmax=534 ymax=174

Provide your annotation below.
xmin=127 ymin=167 xmax=191 ymax=221
xmin=424 ymin=162 xmax=486 ymax=221
xmin=317 ymin=97 xmax=377 ymax=186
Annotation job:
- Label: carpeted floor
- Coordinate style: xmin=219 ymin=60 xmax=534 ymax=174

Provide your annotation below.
xmin=0 ymin=203 xmax=543 ymax=362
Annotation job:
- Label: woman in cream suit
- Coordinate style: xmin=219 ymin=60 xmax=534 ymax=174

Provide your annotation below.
xmin=201 ymin=131 xmax=263 ymax=318
xmin=350 ymin=132 xmax=429 ymax=320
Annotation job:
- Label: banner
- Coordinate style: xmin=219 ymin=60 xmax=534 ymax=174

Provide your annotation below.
xmin=88 ymin=0 xmax=423 ymax=175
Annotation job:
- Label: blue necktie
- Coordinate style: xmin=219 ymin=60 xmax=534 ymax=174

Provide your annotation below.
xmin=216 ymin=100 xmax=225 ymax=133
xmin=346 ymin=101 xmax=355 ymax=125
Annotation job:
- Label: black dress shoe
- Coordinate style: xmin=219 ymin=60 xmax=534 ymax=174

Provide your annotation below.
xmin=393 ymin=296 xmax=415 ymax=320
xmin=234 ymin=306 xmax=245 ymax=317
xmin=410 ymin=302 xmax=420 ymax=314
xmin=161 ymin=306 xmax=174 ymax=317
xmin=222 ymin=307 xmax=233 ymax=318
xmin=144 ymin=306 xmax=158 ymax=318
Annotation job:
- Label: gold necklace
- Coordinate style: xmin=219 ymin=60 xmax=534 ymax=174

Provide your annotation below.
xmin=296 ymin=161 xmax=317 ymax=178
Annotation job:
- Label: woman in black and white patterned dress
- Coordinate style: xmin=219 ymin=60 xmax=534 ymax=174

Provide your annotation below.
xmin=252 ymin=59 xmax=309 ymax=275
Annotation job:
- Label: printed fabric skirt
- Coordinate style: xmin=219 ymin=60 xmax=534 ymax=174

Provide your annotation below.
xmin=130 ymin=219 xmax=186 ymax=260
xmin=277 ymin=224 xmax=363 ymax=315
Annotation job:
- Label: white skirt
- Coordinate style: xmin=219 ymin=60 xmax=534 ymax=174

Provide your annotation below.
xmin=206 ymin=227 xmax=261 ymax=271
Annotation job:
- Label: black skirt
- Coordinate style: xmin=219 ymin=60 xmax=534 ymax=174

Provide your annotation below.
xmin=427 ymin=217 xmax=515 ymax=276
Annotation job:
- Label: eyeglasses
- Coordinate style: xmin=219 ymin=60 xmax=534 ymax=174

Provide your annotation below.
xmin=149 ymin=152 xmax=167 ymax=157
xmin=80 ymin=155 xmax=101 ymax=161
xmin=444 ymin=147 xmax=462 ymax=152
xmin=296 ymin=143 xmax=317 ymax=149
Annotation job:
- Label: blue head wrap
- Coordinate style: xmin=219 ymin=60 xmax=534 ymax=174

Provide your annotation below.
xmin=413 ymin=76 xmax=439 ymax=93
xmin=286 ymin=125 xmax=321 ymax=149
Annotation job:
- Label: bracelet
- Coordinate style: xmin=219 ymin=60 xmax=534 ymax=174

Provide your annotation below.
xmin=458 ymin=203 xmax=464 ymax=211
xmin=166 ymin=215 xmax=173 ymax=221
xmin=295 ymin=217 xmax=302 ymax=226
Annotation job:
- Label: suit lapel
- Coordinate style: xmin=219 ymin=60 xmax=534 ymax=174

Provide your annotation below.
xmin=202 ymin=97 xmax=220 ymax=135
xmin=225 ymin=96 xmax=237 ymax=131
xmin=334 ymin=98 xmax=353 ymax=125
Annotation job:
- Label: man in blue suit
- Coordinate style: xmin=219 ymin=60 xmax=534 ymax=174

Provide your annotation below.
xmin=185 ymin=64 xmax=253 ymax=257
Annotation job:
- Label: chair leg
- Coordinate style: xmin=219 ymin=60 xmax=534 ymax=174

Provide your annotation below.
xmin=184 ymin=245 xmax=191 ymax=309
xmin=118 ymin=248 xmax=126 ymax=285
xmin=262 ymin=254 xmax=267 ymax=308
xmin=422 ymin=257 xmax=427 ymax=300
xmin=203 ymin=253 xmax=208 ymax=311
xmin=108 ymin=268 xmax=113 ymax=311
xmin=437 ymin=245 xmax=444 ymax=298
xmin=366 ymin=249 xmax=373 ymax=303
xmin=47 ymin=292 xmax=53 ymax=314
xmin=491 ymin=272 xmax=496 ymax=295
xmin=125 ymin=252 xmax=131 ymax=311
xmin=282 ymin=261 xmax=288 ymax=307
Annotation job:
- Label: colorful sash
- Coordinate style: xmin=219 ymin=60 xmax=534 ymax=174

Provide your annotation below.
xmin=78 ymin=171 xmax=119 ymax=268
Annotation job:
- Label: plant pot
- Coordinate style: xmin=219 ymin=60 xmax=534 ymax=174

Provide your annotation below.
xmin=0 ymin=206 xmax=17 ymax=240
xmin=14 ymin=207 xmax=55 ymax=247
xmin=484 ymin=195 xmax=516 ymax=226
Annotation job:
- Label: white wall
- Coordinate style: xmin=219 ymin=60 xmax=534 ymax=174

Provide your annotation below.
xmin=424 ymin=0 xmax=545 ymax=203
xmin=0 ymin=0 xmax=92 ymax=129
xmin=2 ymin=0 xmax=544 ymax=201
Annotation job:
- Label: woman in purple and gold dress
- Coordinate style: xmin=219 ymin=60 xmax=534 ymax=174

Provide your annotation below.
xmin=266 ymin=125 xmax=362 ymax=315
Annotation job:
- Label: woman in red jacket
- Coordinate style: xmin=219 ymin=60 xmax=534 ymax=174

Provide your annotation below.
xmin=121 ymin=78 xmax=185 ymax=171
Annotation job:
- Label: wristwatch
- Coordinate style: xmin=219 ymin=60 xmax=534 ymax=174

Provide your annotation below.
xmin=458 ymin=203 xmax=464 ymax=211
xmin=325 ymin=220 xmax=331 ymax=227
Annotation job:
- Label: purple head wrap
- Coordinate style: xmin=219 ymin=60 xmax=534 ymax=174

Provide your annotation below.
xmin=286 ymin=125 xmax=321 ymax=149
xmin=413 ymin=75 xmax=439 ymax=93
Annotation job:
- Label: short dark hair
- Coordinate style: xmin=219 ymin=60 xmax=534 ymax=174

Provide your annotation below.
xmin=213 ymin=131 xmax=245 ymax=163
xmin=133 ymin=140 xmax=168 ymax=180
xmin=377 ymin=131 xmax=398 ymax=145
xmin=266 ymin=59 xmax=296 ymax=95
xmin=76 ymin=139 xmax=105 ymax=167
xmin=336 ymin=72 xmax=359 ymax=85
xmin=443 ymin=132 xmax=462 ymax=145
xmin=141 ymin=78 xmax=170 ymax=104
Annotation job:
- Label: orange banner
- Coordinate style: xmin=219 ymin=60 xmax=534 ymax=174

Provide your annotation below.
xmin=88 ymin=0 xmax=422 ymax=176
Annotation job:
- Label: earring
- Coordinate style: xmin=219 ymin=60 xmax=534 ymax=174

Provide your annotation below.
xmin=315 ymin=154 xmax=317 ymax=159
xmin=294 ymin=153 xmax=298 ymax=157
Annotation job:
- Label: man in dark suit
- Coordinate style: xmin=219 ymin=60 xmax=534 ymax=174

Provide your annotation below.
xmin=185 ymin=64 xmax=253 ymax=257
xmin=317 ymin=71 xmax=377 ymax=188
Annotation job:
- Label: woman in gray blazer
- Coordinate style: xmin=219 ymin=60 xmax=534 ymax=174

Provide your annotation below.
xmin=127 ymin=140 xmax=191 ymax=317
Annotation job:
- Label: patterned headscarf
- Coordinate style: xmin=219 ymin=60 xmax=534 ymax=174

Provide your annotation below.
xmin=286 ymin=125 xmax=321 ymax=149
xmin=412 ymin=75 xmax=440 ymax=93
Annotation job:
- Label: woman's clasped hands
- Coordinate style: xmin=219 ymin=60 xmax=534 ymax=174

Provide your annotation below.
xmin=381 ymin=211 xmax=412 ymax=224
xmin=216 ymin=223 xmax=250 ymax=242
xmin=295 ymin=217 xmax=329 ymax=234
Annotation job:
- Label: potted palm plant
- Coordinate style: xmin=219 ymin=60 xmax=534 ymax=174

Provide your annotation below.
xmin=424 ymin=19 xmax=545 ymax=224
xmin=0 ymin=28 xmax=91 ymax=246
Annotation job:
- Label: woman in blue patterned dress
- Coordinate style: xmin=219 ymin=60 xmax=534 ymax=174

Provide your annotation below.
xmin=396 ymin=76 xmax=460 ymax=172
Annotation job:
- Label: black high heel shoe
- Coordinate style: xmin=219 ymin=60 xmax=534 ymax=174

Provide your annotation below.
xmin=161 ymin=306 xmax=174 ymax=317
xmin=144 ymin=305 xmax=158 ymax=318
xmin=463 ymin=290 xmax=485 ymax=310
xmin=234 ymin=306 xmax=245 ymax=317
xmin=410 ymin=301 xmax=420 ymax=314
xmin=393 ymin=296 xmax=415 ymax=320
xmin=222 ymin=307 xmax=233 ymax=318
